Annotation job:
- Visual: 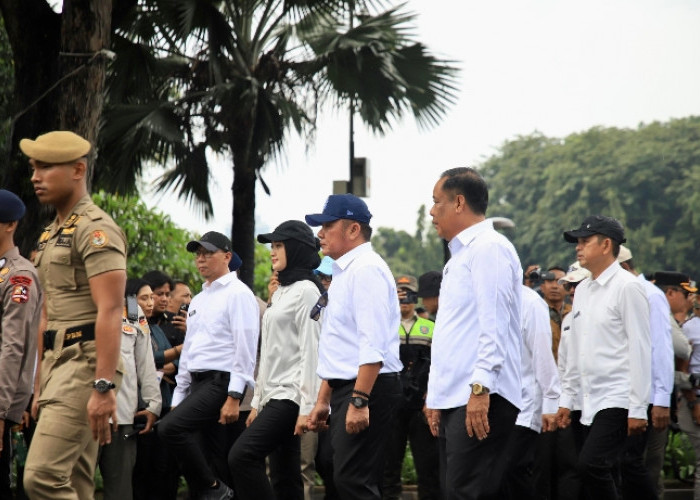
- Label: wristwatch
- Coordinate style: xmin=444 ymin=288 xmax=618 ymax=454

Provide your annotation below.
xmin=93 ymin=378 xmax=116 ymax=393
xmin=349 ymin=396 xmax=369 ymax=409
xmin=228 ymin=391 xmax=244 ymax=401
xmin=471 ymin=383 xmax=490 ymax=396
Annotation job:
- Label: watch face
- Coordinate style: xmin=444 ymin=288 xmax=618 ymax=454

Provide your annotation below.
xmin=350 ymin=396 xmax=368 ymax=409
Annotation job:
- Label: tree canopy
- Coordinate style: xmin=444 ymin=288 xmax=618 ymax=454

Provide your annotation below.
xmin=482 ymin=116 xmax=700 ymax=279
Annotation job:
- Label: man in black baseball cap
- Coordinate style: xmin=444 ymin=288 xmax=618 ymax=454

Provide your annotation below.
xmin=563 ymin=215 xmax=626 ymax=245
xmin=187 ymin=231 xmax=232 ymax=253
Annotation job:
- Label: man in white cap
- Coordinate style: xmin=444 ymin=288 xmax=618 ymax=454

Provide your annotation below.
xmin=20 ymin=130 xmax=127 ymax=499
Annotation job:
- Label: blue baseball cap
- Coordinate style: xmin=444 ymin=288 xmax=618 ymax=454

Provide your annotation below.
xmin=305 ymin=194 xmax=372 ymax=226
xmin=0 ymin=190 xmax=26 ymax=222
xmin=228 ymin=252 xmax=242 ymax=272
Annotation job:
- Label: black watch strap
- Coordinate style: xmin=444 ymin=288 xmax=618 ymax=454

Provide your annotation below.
xmin=349 ymin=396 xmax=369 ymax=409
xmin=228 ymin=391 xmax=244 ymax=401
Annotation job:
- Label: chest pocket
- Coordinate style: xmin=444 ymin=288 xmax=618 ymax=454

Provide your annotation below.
xmin=48 ymin=246 xmax=77 ymax=290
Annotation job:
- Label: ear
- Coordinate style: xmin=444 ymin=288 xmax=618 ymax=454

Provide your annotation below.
xmin=345 ymin=221 xmax=361 ymax=241
xmin=454 ymin=194 xmax=466 ymax=213
xmin=73 ymin=159 xmax=88 ymax=180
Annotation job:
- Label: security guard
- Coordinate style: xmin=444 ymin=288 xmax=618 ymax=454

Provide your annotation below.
xmin=0 ymin=190 xmax=41 ymax=497
xmin=20 ymin=131 xmax=127 ymax=499
xmin=383 ymin=275 xmax=439 ymax=499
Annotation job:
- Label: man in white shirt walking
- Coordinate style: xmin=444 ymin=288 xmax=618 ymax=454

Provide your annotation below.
xmin=557 ymin=215 xmax=651 ymax=500
xmin=306 ymin=194 xmax=403 ymax=500
xmin=158 ymin=231 xmax=259 ymax=500
xmin=424 ymin=167 xmax=523 ymax=499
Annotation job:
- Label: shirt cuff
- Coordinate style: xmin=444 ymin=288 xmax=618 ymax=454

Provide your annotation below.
xmin=147 ymin=401 xmax=162 ymax=418
xmin=652 ymin=392 xmax=671 ymax=407
xmin=542 ymin=397 xmax=559 ymax=415
xmin=358 ymin=347 xmax=383 ymax=367
xmin=559 ymin=394 xmax=574 ymax=410
xmin=228 ymin=374 xmax=248 ymax=394
xmin=629 ymin=405 xmax=648 ymax=420
xmin=171 ymin=389 xmax=185 ymax=407
xmin=470 ymin=369 xmax=495 ymax=393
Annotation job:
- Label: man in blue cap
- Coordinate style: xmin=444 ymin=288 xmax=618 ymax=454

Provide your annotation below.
xmin=0 ymin=190 xmax=42 ymax=497
xmin=305 ymin=194 xmax=403 ymax=500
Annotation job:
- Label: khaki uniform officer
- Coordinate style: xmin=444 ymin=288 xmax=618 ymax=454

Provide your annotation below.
xmin=0 ymin=190 xmax=42 ymax=496
xmin=20 ymin=131 xmax=127 ymax=500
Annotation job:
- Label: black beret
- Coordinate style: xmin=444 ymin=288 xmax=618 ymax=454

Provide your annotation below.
xmin=0 ymin=189 xmax=26 ymax=222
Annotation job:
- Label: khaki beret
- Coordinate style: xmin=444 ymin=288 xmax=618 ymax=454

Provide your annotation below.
xmin=19 ymin=130 xmax=91 ymax=163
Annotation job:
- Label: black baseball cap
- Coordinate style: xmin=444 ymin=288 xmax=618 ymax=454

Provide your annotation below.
xmin=257 ymin=220 xmax=319 ymax=249
xmin=186 ymin=231 xmax=232 ymax=253
xmin=654 ymin=271 xmax=698 ymax=293
xmin=305 ymin=194 xmax=372 ymax=226
xmin=563 ymin=215 xmax=626 ymax=244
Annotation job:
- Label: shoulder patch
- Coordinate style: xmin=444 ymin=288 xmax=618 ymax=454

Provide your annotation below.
xmin=10 ymin=276 xmax=32 ymax=287
xmin=139 ymin=317 xmax=148 ymax=327
xmin=122 ymin=325 xmax=136 ymax=334
xmin=420 ymin=325 xmax=429 ymax=334
xmin=90 ymin=230 xmax=108 ymax=248
xmin=11 ymin=284 xmax=29 ymax=303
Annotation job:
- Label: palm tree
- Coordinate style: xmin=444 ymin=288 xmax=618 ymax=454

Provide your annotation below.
xmin=98 ymin=0 xmax=458 ymax=287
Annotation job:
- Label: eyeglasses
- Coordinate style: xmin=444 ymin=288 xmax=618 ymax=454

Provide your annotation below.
xmin=195 ymin=249 xmax=220 ymax=259
xmin=562 ymin=281 xmax=579 ymax=292
xmin=310 ymin=292 xmax=328 ymax=321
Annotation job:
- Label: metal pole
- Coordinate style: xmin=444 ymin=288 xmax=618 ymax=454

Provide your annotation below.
xmin=348 ymin=0 xmax=355 ymax=194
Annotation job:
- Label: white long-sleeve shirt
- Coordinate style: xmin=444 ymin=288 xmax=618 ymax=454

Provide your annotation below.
xmin=557 ymin=313 xmax=580 ymax=411
xmin=517 ymin=286 xmax=561 ymax=432
xmin=637 ymin=274 xmax=674 ymax=407
xmin=559 ymin=261 xmax=651 ymax=425
xmin=427 ymin=219 xmax=523 ymax=410
xmin=251 ymin=280 xmax=321 ymax=415
xmin=173 ymin=272 xmax=260 ymax=406
xmin=316 ymin=242 xmax=402 ymax=380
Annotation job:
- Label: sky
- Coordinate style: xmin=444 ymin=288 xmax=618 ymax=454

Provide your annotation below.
xmin=141 ymin=0 xmax=700 ymax=237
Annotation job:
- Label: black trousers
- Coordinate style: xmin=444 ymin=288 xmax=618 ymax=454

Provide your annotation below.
xmin=158 ymin=371 xmax=234 ymax=492
xmin=228 ymin=399 xmax=302 ymax=500
xmin=329 ymin=373 xmax=402 ymax=500
xmin=382 ymin=406 xmax=440 ymax=499
xmin=315 ymin=416 xmax=339 ymax=500
xmin=619 ymin=407 xmax=657 ymax=500
xmin=439 ymin=394 xmax=519 ymax=500
xmin=0 ymin=420 xmax=14 ymax=500
xmin=501 ymin=425 xmax=538 ymax=500
xmin=577 ymin=408 xmax=628 ymax=500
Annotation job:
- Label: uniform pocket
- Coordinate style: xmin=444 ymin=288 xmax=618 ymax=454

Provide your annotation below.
xmin=48 ymin=248 xmax=77 ymax=290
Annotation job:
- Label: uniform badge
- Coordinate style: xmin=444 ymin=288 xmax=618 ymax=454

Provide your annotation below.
xmin=61 ymin=227 xmax=76 ymax=235
xmin=10 ymin=276 xmax=32 ymax=287
xmin=122 ymin=325 xmax=135 ymax=334
xmin=420 ymin=326 xmax=429 ymax=334
xmin=90 ymin=230 xmax=108 ymax=248
xmin=0 ymin=268 xmax=9 ymax=276
xmin=38 ymin=231 xmax=50 ymax=243
xmin=11 ymin=285 xmax=29 ymax=303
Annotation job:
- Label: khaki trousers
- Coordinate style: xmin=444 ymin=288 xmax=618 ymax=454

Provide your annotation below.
xmin=24 ymin=334 xmax=121 ymax=500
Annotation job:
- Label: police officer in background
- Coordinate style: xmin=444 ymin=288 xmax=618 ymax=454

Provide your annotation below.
xmin=0 ymin=190 xmax=42 ymax=498
xmin=20 ymin=131 xmax=127 ymax=499
xmin=383 ymin=275 xmax=439 ymax=499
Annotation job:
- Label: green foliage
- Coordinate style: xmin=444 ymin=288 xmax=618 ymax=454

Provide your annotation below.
xmin=665 ymin=430 xmax=695 ymax=481
xmin=91 ymin=191 xmax=200 ymax=288
xmin=401 ymin=444 xmax=418 ymax=485
xmin=254 ymin=241 xmax=273 ymax=300
xmin=482 ymin=117 xmax=700 ymax=278
xmin=372 ymin=205 xmax=445 ymax=277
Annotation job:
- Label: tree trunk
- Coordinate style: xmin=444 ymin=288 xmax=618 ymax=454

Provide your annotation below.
xmin=231 ymin=153 xmax=258 ymax=289
xmin=58 ymin=0 xmax=112 ymax=188
xmin=0 ymin=0 xmax=60 ymax=255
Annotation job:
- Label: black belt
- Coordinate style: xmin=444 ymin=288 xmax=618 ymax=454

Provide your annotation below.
xmin=44 ymin=323 xmax=96 ymax=351
xmin=327 ymin=372 xmax=400 ymax=390
xmin=191 ymin=370 xmax=229 ymax=383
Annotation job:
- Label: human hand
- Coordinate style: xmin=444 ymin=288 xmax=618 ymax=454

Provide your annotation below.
xmin=87 ymin=390 xmax=118 ymax=445
xmin=218 ymin=397 xmax=240 ymax=425
xmin=135 ymin=409 xmax=158 ymax=434
xmin=171 ymin=314 xmax=187 ymax=333
xmin=541 ymin=413 xmax=558 ymax=432
xmin=424 ymin=407 xmax=441 ymax=437
xmin=651 ymin=405 xmax=670 ymax=431
xmin=346 ymin=404 xmax=369 ymax=434
xmin=294 ymin=415 xmax=310 ymax=436
xmin=627 ymin=418 xmax=648 ymax=436
xmin=465 ymin=394 xmax=490 ymax=440
xmin=307 ymin=402 xmax=330 ymax=432
xmin=246 ymin=409 xmax=258 ymax=427
xmin=556 ymin=407 xmax=571 ymax=429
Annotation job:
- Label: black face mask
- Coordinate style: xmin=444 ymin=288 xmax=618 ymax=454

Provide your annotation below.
xmin=276 ymin=238 xmax=324 ymax=294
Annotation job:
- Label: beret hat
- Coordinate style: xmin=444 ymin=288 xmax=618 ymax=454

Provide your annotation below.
xmin=19 ymin=130 xmax=91 ymax=163
xmin=0 ymin=189 xmax=26 ymax=222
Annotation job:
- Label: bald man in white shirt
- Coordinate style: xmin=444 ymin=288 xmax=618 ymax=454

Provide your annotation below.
xmin=425 ymin=167 xmax=524 ymax=499
xmin=557 ymin=216 xmax=652 ymax=500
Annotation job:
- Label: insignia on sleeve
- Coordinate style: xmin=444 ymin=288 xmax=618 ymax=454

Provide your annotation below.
xmin=10 ymin=276 xmax=33 ymax=287
xmin=90 ymin=230 xmax=108 ymax=248
xmin=11 ymin=285 xmax=29 ymax=304
xmin=420 ymin=326 xmax=429 ymax=334
xmin=122 ymin=325 xmax=135 ymax=334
